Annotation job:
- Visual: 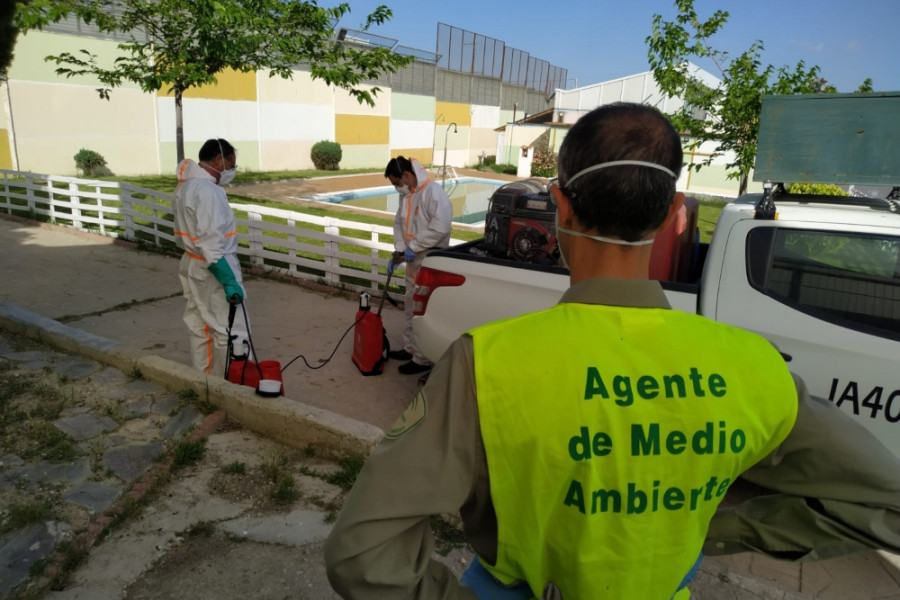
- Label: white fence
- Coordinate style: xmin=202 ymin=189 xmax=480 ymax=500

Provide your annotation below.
xmin=0 ymin=169 xmax=462 ymax=299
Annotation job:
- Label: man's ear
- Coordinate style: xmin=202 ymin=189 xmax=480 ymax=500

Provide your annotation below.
xmin=551 ymin=184 xmax=573 ymax=228
xmin=658 ymin=192 xmax=686 ymax=232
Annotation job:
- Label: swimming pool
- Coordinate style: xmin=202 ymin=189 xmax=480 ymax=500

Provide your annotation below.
xmin=300 ymin=178 xmax=506 ymax=225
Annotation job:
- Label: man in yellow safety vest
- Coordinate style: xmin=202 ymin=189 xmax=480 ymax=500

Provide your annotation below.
xmin=325 ymin=103 xmax=900 ymax=599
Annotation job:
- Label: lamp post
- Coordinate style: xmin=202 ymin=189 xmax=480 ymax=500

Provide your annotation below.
xmin=442 ymin=122 xmax=457 ymax=189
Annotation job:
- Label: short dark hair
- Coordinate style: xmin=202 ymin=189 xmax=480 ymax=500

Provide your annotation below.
xmin=199 ymin=138 xmax=235 ymax=163
xmin=384 ymin=156 xmax=413 ymax=179
xmin=557 ymin=103 xmax=683 ymax=241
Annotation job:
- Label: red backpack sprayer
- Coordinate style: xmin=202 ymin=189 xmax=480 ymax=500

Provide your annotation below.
xmin=223 ymin=257 xmax=402 ymax=393
xmin=226 ymin=297 xmax=284 ymax=397
xmin=351 ymin=261 xmax=399 ymax=376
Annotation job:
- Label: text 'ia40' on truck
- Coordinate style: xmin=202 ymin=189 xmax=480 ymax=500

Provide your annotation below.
xmin=411 ymin=91 xmax=900 ymax=459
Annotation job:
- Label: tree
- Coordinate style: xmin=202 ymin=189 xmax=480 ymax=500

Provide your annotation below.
xmin=15 ymin=0 xmax=412 ymax=163
xmin=646 ymin=0 xmax=870 ymax=196
xmin=1 ymin=0 xmax=22 ymax=79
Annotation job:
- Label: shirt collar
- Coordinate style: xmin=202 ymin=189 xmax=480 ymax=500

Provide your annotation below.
xmin=558 ymin=278 xmax=672 ymax=309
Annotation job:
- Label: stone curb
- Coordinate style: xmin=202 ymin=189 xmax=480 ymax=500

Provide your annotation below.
xmin=0 ymin=301 xmax=384 ymax=460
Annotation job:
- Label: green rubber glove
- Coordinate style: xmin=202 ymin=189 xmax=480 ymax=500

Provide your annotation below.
xmin=208 ymin=257 xmax=244 ymax=302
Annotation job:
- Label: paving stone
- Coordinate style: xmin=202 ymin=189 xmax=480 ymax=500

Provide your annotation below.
xmin=0 ymin=454 xmax=24 ymax=470
xmin=103 ymin=442 xmax=165 ymax=482
xmin=59 ymin=406 xmax=93 ymax=418
xmin=76 ymin=435 xmax=125 ymax=454
xmin=102 ymin=387 xmax=133 ymax=401
xmin=218 ymin=509 xmax=334 ymax=546
xmin=1 ymin=457 xmax=91 ymax=489
xmin=92 ymin=367 xmax=129 ymax=386
xmin=123 ymin=379 xmax=167 ymax=397
xmin=161 ymin=406 xmax=202 ymax=439
xmin=54 ymin=413 xmax=119 ymax=441
xmin=52 ymin=356 xmax=103 ymax=381
xmin=151 ymin=393 xmax=181 ymax=415
xmin=0 ymin=350 xmax=65 ymax=364
xmin=63 ymin=481 xmax=123 ymax=513
xmin=2 ymin=350 xmax=67 ymax=372
xmin=120 ymin=398 xmax=154 ymax=419
xmin=0 ymin=522 xmax=72 ymax=597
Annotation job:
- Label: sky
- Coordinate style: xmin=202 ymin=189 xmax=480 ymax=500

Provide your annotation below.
xmin=336 ymin=0 xmax=900 ymax=93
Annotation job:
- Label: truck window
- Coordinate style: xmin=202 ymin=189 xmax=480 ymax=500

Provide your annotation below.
xmin=746 ymin=228 xmax=900 ymax=341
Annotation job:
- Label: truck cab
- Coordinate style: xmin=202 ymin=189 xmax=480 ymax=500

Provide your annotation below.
xmin=702 ymin=194 xmax=900 ymax=456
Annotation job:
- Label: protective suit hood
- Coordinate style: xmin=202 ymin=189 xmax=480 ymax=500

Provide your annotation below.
xmin=411 ymin=158 xmax=429 ymax=189
xmin=176 ymin=158 xmax=216 ymax=183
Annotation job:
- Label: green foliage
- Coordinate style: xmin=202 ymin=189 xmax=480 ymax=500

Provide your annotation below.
xmin=646 ymin=0 xmax=872 ymax=196
xmin=3 ymin=499 xmax=54 ymax=533
xmin=786 ymin=183 xmax=848 ymax=196
xmin=271 ymin=473 xmax=298 ymax=503
xmin=16 ymin=0 xmax=412 ymax=162
xmin=530 ymin=149 xmax=557 ymax=178
xmin=74 ymin=148 xmax=108 ymax=176
xmin=1 ymin=0 xmax=20 ymax=80
xmin=324 ymin=454 xmax=365 ymax=490
xmin=222 ymin=461 xmax=246 ymax=475
xmin=172 ymin=437 xmax=207 ymax=469
xmin=310 ymin=140 xmax=342 ymax=171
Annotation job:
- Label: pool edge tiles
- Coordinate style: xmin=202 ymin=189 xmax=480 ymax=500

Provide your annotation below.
xmin=293 ymin=177 xmax=506 ymax=227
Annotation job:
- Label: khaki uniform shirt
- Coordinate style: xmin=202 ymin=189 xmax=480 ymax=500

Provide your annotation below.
xmin=325 ymin=278 xmax=900 ymax=599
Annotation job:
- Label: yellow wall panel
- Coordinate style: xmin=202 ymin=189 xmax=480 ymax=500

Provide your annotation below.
xmin=0 ymin=130 xmax=12 ymax=169
xmin=160 ymin=68 xmax=257 ymax=101
xmin=435 ymin=102 xmax=471 ymax=127
xmin=391 ymin=148 xmax=433 ymax=164
xmin=335 ymin=115 xmax=389 ymax=145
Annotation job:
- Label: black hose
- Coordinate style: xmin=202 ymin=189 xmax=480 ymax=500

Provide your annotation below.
xmin=280 ymin=311 xmax=365 ymax=372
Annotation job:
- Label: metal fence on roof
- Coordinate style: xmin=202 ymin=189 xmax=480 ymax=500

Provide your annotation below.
xmin=437 ymin=23 xmax=568 ymax=94
xmin=41 ymin=15 xmax=568 ymax=107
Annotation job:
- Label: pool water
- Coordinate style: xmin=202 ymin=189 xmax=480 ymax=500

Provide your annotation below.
xmin=304 ymin=178 xmax=505 ymax=225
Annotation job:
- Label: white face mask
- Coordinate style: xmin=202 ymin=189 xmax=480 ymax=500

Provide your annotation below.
xmin=394 ymin=184 xmax=410 ymax=196
xmin=214 ymin=138 xmax=236 ymax=187
xmin=218 ymin=168 xmax=236 ymax=187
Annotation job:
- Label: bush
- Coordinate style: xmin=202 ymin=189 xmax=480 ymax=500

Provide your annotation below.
xmin=74 ymin=148 xmax=108 ymax=176
xmin=787 ymin=182 xmax=848 ymax=196
xmin=530 ymin=149 xmax=557 ymax=178
xmin=311 ymin=140 xmax=342 ymax=170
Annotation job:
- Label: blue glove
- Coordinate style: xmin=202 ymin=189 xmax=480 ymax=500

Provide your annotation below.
xmin=404 ymin=247 xmax=416 ymax=263
xmin=387 ymin=259 xmax=395 ymax=276
xmin=208 ymin=257 xmax=244 ymax=303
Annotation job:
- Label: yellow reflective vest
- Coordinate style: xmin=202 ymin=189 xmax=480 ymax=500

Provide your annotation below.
xmin=470 ymin=302 xmax=798 ymax=599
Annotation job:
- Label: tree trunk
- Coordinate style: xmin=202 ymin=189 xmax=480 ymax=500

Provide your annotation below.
xmin=175 ymin=88 xmax=184 ymax=164
xmin=738 ymin=171 xmax=749 ymax=197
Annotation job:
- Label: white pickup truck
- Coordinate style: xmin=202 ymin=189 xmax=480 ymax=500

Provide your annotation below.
xmin=411 ymin=92 xmax=900 ymax=459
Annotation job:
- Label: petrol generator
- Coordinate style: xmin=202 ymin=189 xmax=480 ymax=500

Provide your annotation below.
xmin=483 ymin=179 xmax=559 ymax=265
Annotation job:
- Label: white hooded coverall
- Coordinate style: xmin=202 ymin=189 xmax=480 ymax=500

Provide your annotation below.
xmin=393 ymin=159 xmax=452 ymax=365
xmin=173 ymin=159 xmax=251 ymax=377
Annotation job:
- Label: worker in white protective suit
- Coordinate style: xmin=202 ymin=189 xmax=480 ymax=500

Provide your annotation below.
xmin=173 ymin=138 xmax=252 ymax=377
xmin=384 ymin=156 xmax=452 ymax=375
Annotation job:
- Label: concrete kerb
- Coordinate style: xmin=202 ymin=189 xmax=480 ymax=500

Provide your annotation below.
xmin=0 ymin=301 xmax=384 ymax=459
